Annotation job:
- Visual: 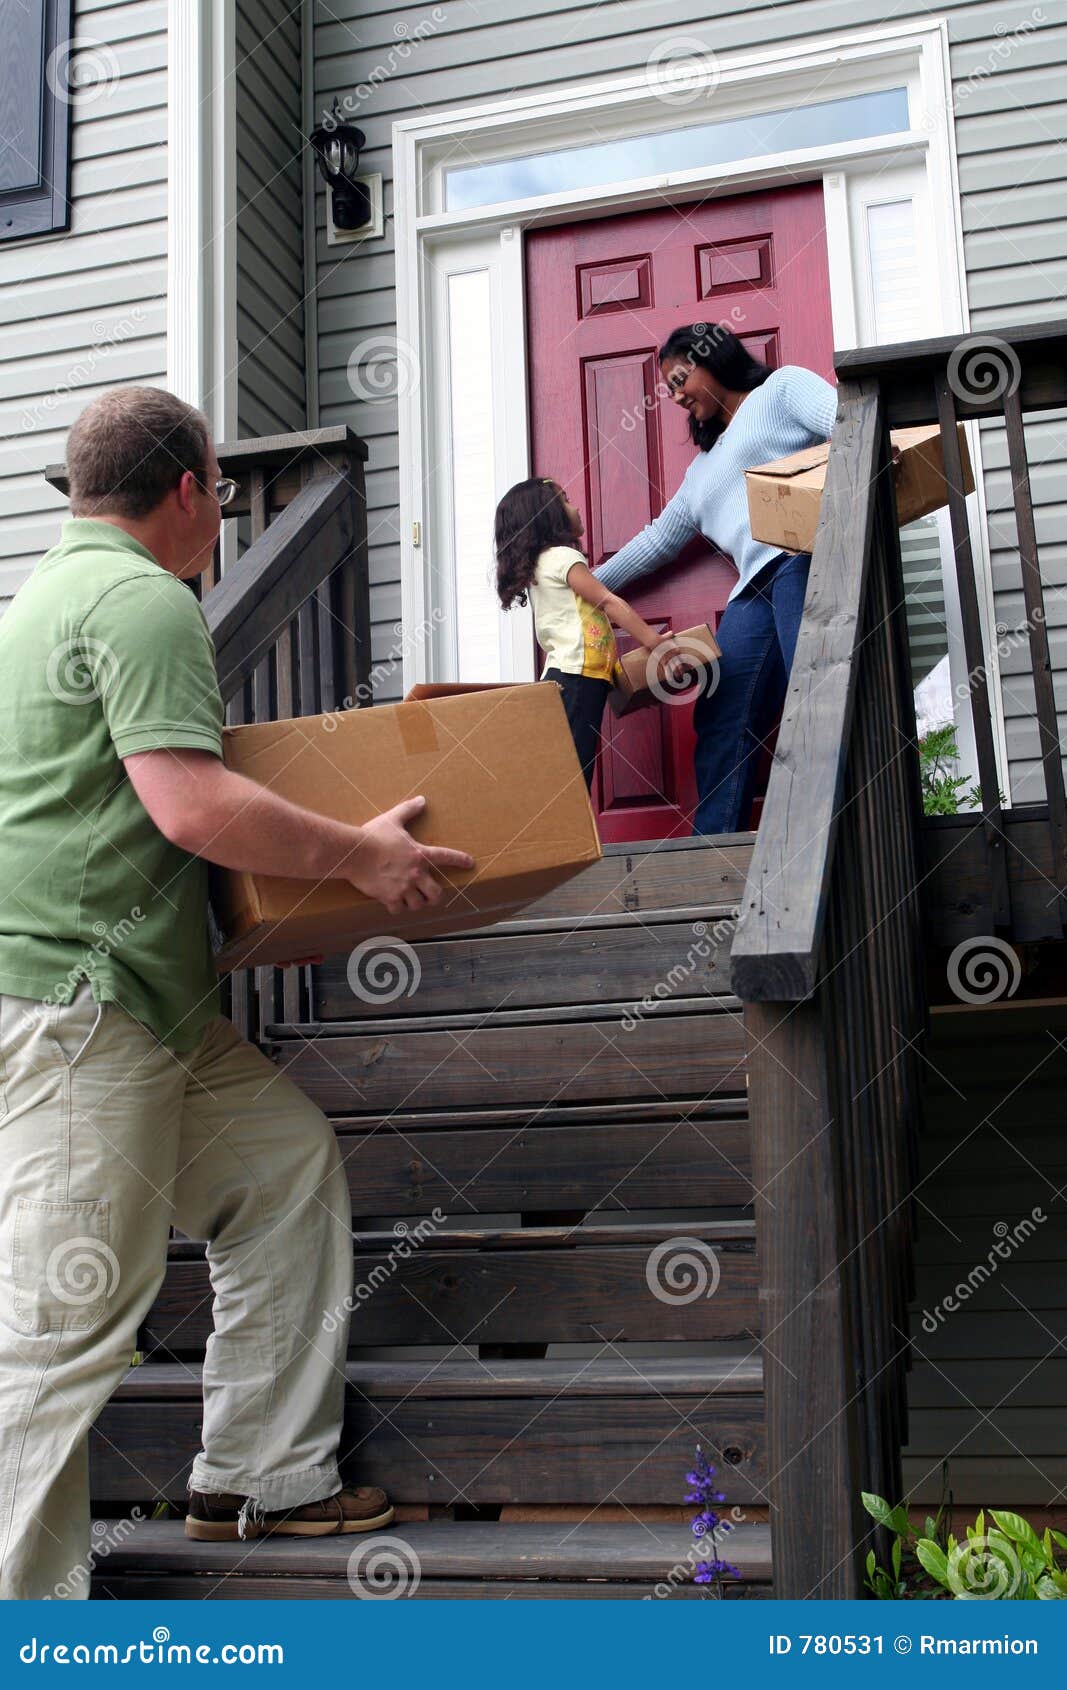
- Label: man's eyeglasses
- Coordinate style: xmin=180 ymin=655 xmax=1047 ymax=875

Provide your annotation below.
xmin=194 ymin=474 xmax=239 ymax=507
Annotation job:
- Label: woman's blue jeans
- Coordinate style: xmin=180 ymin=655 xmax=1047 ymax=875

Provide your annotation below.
xmin=692 ymin=550 xmax=811 ymax=836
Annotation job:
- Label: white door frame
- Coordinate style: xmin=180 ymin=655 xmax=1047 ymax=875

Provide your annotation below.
xmin=392 ymin=18 xmax=1009 ymax=797
xmin=167 ymin=0 xmax=237 ymax=443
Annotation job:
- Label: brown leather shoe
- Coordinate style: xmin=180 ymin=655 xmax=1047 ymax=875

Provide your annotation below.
xmin=185 ymin=1485 xmax=394 ymax=1541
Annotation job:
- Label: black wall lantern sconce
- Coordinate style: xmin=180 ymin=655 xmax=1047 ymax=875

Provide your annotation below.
xmin=309 ymin=98 xmax=371 ymax=232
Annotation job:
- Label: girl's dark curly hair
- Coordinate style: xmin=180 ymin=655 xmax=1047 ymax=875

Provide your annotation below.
xmin=495 ymin=477 xmax=578 ymax=610
xmin=659 ymin=322 xmax=773 ymax=452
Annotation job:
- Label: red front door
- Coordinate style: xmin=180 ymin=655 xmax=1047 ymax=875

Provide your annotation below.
xmin=526 ymin=184 xmax=835 ymax=842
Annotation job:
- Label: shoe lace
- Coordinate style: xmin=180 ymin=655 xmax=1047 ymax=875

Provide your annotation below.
xmin=236 ymin=1496 xmax=266 ymax=1540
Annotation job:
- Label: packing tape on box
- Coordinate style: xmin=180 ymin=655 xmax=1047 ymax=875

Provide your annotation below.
xmin=397 ymin=701 xmax=441 ymax=756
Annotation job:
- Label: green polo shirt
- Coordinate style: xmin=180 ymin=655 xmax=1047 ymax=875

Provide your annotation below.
xmin=0 ymin=518 xmax=224 ymax=1051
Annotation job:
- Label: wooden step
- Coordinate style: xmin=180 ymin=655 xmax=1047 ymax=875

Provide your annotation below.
xmin=143 ymin=1221 xmax=760 ymax=1352
xmin=264 ymin=1007 xmax=748 ymax=1113
xmin=91 ymin=1354 xmax=766 ymax=1510
xmin=328 ymin=1102 xmax=753 ymax=1216
xmin=90 ymin=1518 xmax=773 ymax=1600
xmin=313 ymin=905 xmax=740 ymax=1022
xmin=487 ymin=833 xmax=755 ymax=924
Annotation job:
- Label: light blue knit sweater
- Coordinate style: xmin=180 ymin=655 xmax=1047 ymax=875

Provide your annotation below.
xmin=593 ymin=364 xmax=839 ymax=603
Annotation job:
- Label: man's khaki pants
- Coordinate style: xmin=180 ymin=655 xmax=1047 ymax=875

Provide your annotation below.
xmin=0 ymin=978 xmax=354 ymax=1600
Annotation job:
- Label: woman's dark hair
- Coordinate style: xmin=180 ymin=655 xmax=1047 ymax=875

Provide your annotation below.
xmin=495 ymin=477 xmax=578 ymax=610
xmin=658 ymin=322 xmax=773 ymax=452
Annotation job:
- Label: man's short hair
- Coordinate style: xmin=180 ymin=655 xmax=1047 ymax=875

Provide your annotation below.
xmin=67 ymin=386 xmax=211 ymax=520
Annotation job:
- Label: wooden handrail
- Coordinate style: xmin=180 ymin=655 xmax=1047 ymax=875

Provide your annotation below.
xmin=730 ymin=383 xmax=883 ymax=1002
xmin=201 ymin=468 xmax=359 ymax=704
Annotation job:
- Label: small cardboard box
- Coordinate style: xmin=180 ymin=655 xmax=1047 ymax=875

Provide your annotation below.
xmin=210 ymin=683 xmax=601 ymax=971
xmin=746 ymin=423 xmax=975 ymax=555
xmin=608 ymin=622 xmax=721 ymax=718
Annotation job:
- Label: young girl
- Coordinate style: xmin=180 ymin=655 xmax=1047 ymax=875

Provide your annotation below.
xmin=495 ymin=477 xmax=685 ymax=789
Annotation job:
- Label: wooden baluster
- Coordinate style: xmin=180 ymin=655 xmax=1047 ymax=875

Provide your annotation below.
xmin=934 ymin=375 xmax=1010 ymax=926
xmin=1002 ymin=386 xmax=1067 ymax=915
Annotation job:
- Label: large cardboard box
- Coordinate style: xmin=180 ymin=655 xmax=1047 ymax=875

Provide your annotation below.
xmin=211 ymin=683 xmax=601 ymax=970
xmin=746 ymin=423 xmax=974 ymax=555
xmin=608 ymin=622 xmax=721 ymax=717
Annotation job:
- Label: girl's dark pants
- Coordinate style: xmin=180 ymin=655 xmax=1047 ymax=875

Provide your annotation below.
xmin=543 ymin=669 xmax=611 ymax=791
xmin=692 ymin=549 xmax=811 ymax=835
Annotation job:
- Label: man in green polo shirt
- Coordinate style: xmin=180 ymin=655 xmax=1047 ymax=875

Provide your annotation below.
xmin=0 ymin=386 xmax=473 ymax=1598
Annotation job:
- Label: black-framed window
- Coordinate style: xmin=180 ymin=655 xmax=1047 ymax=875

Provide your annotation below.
xmin=0 ymin=0 xmax=74 ymax=243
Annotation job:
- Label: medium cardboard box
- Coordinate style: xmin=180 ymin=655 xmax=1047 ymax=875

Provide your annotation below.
xmin=746 ymin=423 xmax=975 ymax=556
xmin=404 ymin=681 xmax=515 ymax=702
xmin=210 ymin=683 xmax=601 ymax=971
xmin=608 ymin=622 xmax=721 ymax=718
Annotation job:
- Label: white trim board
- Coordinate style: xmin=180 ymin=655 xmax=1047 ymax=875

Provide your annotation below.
xmin=167 ymin=0 xmax=237 ymax=441
xmin=391 ymin=17 xmax=1009 ymax=799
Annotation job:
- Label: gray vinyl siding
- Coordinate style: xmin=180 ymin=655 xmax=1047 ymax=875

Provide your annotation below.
xmin=311 ymin=0 xmax=1067 ymax=771
xmin=0 ymin=0 xmax=168 ymax=612
xmin=902 ymin=1005 xmax=1067 ymax=1508
xmin=234 ymin=0 xmax=307 ymax=439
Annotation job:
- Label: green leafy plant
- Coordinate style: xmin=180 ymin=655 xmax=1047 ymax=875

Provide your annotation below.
xmin=918 ymin=723 xmax=983 ymax=816
xmin=863 ymin=1492 xmax=1067 ymax=1599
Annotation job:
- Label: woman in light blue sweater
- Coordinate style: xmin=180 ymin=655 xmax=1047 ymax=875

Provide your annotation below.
xmin=594 ymin=323 xmax=838 ymax=835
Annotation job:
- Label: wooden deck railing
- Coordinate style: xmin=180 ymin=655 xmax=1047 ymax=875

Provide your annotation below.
xmin=730 ymin=319 xmax=1067 ymax=1597
xmin=202 ymin=427 xmax=372 ymax=1041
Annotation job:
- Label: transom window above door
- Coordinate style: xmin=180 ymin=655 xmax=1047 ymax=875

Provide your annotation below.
xmin=444 ymin=87 xmax=910 ymax=211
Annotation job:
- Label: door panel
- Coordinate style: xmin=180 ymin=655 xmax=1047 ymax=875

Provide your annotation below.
xmin=526 ymin=183 xmax=834 ymax=841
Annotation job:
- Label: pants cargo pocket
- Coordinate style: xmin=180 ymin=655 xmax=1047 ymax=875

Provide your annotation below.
xmin=11 ymin=1197 xmax=116 ymax=1336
